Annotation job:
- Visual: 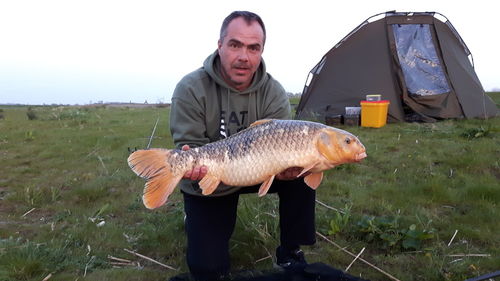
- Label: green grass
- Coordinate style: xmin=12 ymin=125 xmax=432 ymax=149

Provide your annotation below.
xmin=0 ymin=94 xmax=498 ymax=281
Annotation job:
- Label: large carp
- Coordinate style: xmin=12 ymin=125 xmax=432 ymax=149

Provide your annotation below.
xmin=128 ymin=119 xmax=367 ymax=209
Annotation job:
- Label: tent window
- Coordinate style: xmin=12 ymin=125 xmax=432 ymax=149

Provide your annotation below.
xmin=392 ymin=24 xmax=450 ymax=96
xmin=305 ymin=73 xmax=314 ymax=86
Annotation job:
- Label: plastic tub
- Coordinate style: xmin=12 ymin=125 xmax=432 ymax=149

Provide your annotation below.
xmin=366 ymin=94 xmax=382 ymax=101
xmin=360 ymin=100 xmax=390 ymax=128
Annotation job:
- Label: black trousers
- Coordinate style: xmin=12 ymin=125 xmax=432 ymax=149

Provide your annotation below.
xmin=182 ymin=178 xmax=316 ymax=280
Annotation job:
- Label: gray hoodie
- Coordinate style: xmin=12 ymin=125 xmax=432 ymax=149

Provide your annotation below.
xmin=170 ymin=50 xmax=291 ymax=196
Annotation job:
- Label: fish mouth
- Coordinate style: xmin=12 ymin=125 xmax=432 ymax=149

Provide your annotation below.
xmin=355 ymin=152 xmax=367 ymax=161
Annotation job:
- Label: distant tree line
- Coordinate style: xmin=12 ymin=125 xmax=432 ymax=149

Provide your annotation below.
xmin=286 ymin=92 xmax=302 ymax=98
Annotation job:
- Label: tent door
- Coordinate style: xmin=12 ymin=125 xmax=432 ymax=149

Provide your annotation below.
xmin=389 ymin=23 xmax=463 ymax=121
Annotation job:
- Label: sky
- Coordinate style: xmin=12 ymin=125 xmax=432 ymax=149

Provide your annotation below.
xmin=0 ymin=0 xmax=499 ymax=105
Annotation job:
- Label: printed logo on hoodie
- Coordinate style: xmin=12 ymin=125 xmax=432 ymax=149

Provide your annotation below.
xmin=219 ymin=110 xmax=248 ymax=138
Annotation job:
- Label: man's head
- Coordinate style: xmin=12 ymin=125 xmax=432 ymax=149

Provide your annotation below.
xmin=218 ymin=11 xmax=266 ymax=91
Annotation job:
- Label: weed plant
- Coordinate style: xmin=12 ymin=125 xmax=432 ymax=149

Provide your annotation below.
xmin=0 ymin=95 xmax=498 ymax=281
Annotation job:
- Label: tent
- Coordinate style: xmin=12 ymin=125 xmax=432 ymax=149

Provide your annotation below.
xmin=295 ymin=11 xmax=498 ymax=123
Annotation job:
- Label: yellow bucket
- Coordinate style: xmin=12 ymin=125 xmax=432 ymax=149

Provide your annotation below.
xmin=360 ymin=100 xmax=390 ymax=128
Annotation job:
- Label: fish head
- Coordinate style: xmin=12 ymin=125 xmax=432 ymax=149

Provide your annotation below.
xmin=316 ymin=127 xmax=367 ymax=165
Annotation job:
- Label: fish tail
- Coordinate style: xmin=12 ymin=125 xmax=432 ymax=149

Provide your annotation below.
xmin=127 ymin=149 xmax=183 ymax=209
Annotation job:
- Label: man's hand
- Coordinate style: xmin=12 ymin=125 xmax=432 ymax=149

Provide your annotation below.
xmin=275 ymin=167 xmax=309 ymax=181
xmin=181 ymin=145 xmax=208 ymax=181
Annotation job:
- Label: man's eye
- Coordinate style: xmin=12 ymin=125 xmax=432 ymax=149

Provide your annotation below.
xmin=249 ymin=46 xmax=260 ymax=52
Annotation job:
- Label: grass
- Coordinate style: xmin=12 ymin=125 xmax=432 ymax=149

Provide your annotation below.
xmin=0 ymin=93 xmax=498 ymax=281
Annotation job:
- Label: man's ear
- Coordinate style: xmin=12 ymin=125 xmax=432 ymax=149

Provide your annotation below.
xmin=217 ymin=39 xmax=222 ymax=51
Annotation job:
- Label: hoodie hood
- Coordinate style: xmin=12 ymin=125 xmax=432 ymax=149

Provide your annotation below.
xmin=203 ymin=50 xmax=268 ymax=94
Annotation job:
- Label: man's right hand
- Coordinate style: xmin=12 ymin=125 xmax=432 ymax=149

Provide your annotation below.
xmin=181 ymin=145 xmax=208 ymax=181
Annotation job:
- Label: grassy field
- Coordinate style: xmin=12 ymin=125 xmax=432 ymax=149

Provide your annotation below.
xmin=0 ymin=94 xmax=499 ymax=281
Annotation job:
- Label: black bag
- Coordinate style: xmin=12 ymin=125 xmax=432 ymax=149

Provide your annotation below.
xmin=169 ymin=262 xmax=370 ymax=281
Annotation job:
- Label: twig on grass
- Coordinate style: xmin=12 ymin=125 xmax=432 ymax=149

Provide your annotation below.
xmin=111 ymin=262 xmax=137 ymax=266
xmin=21 ymin=208 xmax=36 ymax=217
xmin=108 ymin=255 xmax=141 ymax=268
xmin=85 ymin=147 xmax=99 ymax=158
xmin=147 ymin=115 xmax=160 ymax=149
xmin=315 ymin=199 xmax=345 ymax=214
xmin=84 ymin=256 xmax=95 ymax=277
xmin=448 ymin=229 xmax=458 ymax=246
xmin=316 ymin=231 xmax=401 ymax=281
xmin=254 ymin=246 xmax=273 ymax=264
xmin=446 ymin=254 xmax=491 ymax=257
xmin=254 ymin=255 xmax=272 ymax=264
xmin=97 ymin=155 xmax=109 ymax=175
xmin=345 ymin=247 xmax=365 ymax=272
xmin=42 ymin=273 xmax=52 ymax=281
xmin=108 ymin=255 xmax=133 ymax=263
xmin=124 ymin=248 xmax=178 ymax=271
xmin=402 ymin=250 xmax=423 ymax=254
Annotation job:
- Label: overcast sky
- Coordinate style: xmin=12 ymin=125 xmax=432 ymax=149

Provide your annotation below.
xmin=1 ymin=0 xmax=498 ymax=105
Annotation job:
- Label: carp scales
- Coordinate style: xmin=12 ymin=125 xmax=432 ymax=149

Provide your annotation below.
xmin=128 ymin=119 xmax=367 ymax=209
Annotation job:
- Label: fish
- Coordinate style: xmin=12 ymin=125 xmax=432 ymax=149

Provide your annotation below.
xmin=128 ymin=119 xmax=367 ymax=209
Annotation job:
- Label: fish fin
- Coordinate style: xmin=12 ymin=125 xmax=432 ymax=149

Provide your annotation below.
xmin=143 ymin=174 xmax=183 ymax=209
xmin=304 ymin=172 xmax=323 ymax=189
xmin=296 ymin=162 xmax=320 ymax=177
xmin=258 ymin=175 xmax=275 ymax=197
xmin=249 ymin=119 xmax=274 ymax=127
xmin=127 ymin=149 xmax=180 ymax=209
xmin=128 ymin=148 xmax=170 ymax=178
xmin=199 ymin=174 xmax=221 ymax=195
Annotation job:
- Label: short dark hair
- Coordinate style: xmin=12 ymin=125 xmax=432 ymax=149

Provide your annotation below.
xmin=220 ymin=11 xmax=266 ymax=45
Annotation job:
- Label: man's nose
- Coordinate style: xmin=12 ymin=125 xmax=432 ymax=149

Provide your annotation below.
xmin=237 ymin=48 xmax=249 ymax=61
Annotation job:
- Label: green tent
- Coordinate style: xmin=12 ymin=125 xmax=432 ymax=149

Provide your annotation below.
xmin=296 ymin=11 xmax=498 ymax=123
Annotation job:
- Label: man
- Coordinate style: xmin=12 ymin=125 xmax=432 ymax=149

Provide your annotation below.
xmin=170 ymin=11 xmax=316 ymax=280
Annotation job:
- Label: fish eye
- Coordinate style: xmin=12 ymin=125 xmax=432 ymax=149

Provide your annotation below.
xmin=345 ymin=137 xmax=351 ymax=144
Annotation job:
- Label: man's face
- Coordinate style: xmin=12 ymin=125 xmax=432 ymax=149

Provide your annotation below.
xmin=218 ymin=17 xmax=264 ymax=91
